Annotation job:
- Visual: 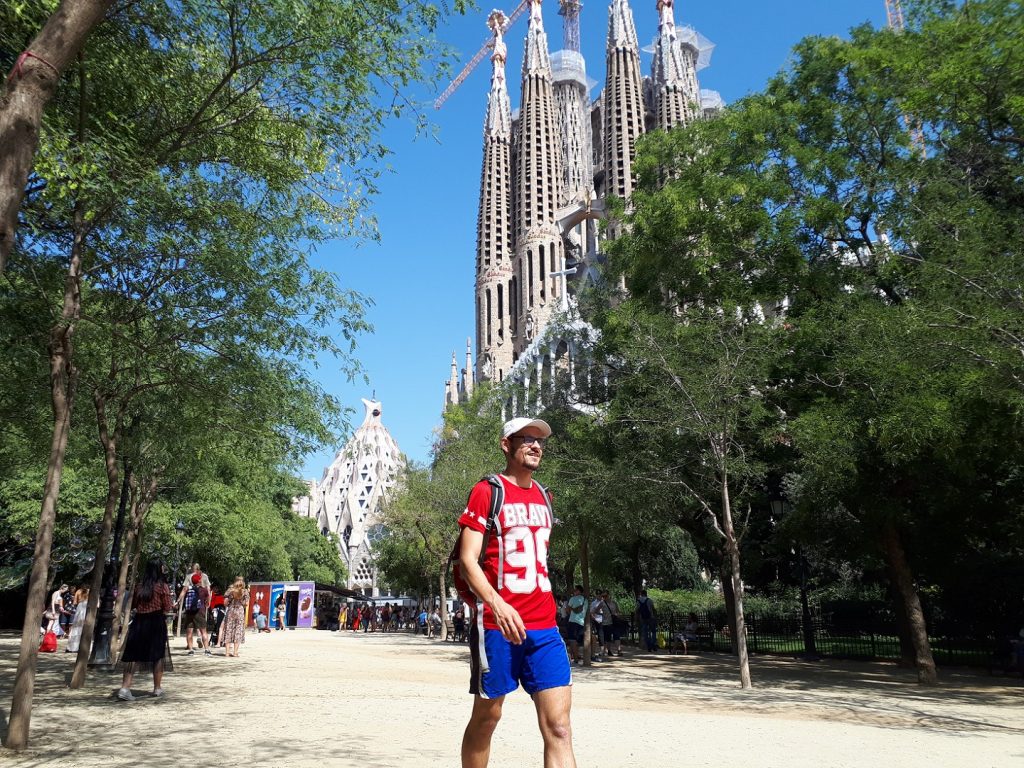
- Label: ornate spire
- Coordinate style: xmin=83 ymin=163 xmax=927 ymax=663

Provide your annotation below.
xmin=514 ymin=0 xmax=564 ymax=356
xmin=603 ymin=0 xmax=645 ymax=205
xmin=484 ymin=10 xmax=511 ymax=139
xmin=524 ymin=0 xmax=553 ymax=76
xmin=607 ymin=0 xmax=639 ymax=51
xmin=476 ymin=10 xmax=516 ymax=385
xmin=463 ymin=338 xmax=474 ymax=398
xmin=652 ymin=0 xmax=701 ymax=130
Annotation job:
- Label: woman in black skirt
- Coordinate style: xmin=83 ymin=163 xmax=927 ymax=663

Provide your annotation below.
xmin=117 ymin=559 xmax=173 ymax=701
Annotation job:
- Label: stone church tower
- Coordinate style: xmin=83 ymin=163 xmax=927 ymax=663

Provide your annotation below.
xmin=603 ymin=0 xmax=646 ymax=209
xmin=513 ymin=0 xmax=565 ymax=358
xmin=475 ymin=12 xmax=515 ymax=384
xmin=651 ymin=0 xmax=703 ymax=131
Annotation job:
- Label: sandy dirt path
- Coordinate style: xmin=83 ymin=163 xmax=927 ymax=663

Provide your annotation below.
xmin=1 ymin=629 xmax=1021 ymax=767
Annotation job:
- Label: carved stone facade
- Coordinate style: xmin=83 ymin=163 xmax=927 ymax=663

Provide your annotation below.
xmin=295 ymin=399 xmax=403 ymax=595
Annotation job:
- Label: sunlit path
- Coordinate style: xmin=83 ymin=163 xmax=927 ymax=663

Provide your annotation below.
xmin=1 ymin=630 xmax=1020 ymax=767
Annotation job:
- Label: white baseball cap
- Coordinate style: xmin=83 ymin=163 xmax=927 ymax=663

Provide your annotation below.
xmin=501 ymin=417 xmax=552 ymax=439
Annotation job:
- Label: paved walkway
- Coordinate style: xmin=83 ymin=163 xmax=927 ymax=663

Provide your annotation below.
xmin=1 ymin=629 xmax=1021 ymax=766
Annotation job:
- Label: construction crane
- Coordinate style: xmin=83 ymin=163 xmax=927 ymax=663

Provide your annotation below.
xmin=884 ymin=0 xmax=927 ymax=158
xmin=559 ymin=0 xmax=582 ymax=53
xmin=884 ymin=0 xmax=906 ymax=28
xmin=434 ymin=1 xmax=531 ymax=110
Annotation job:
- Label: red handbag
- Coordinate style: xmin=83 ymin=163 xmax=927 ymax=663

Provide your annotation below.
xmin=39 ymin=631 xmax=58 ymax=653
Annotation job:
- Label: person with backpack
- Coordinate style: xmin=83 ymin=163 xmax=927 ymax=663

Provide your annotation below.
xmin=456 ymin=416 xmax=577 ymax=768
xmin=177 ymin=572 xmax=211 ymax=656
xmin=636 ymin=589 xmax=658 ymax=652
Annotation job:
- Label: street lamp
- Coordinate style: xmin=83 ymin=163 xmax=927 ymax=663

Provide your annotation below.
xmin=770 ymin=500 xmax=820 ymax=661
xmin=173 ymin=520 xmax=186 ymax=638
xmin=89 ymin=465 xmax=132 ymax=667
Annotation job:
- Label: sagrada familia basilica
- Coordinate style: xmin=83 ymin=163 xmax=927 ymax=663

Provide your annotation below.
xmin=444 ymin=0 xmax=720 ymax=410
xmin=296 ymin=0 xmax=720 ymax=595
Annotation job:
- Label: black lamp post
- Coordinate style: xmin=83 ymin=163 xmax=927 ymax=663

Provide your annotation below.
xmin=88 ymin=462 xmax=131 ymax=667
xmin=794 ymin=544 xmax=820 ymax=660
xmin=173 ymin=520 xmax=186 ymax=593
xmin=173 ymin=520 xmax=186 ymax=636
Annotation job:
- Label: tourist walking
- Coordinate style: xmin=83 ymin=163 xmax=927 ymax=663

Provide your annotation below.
xmin=221 ymin=577 xmax=249 ymax=657
xmin=589 ymin=592 xmax=611 ymax=661
xmin=66 ymin=585 xmax=89 ymax=653
xmin=566 ymin=586 xmax=586 ymax=664
xmin=177 ymin=572 xmax=211 ymax=655
xmin=604 ymin=590 xmax=624 ymax=657
xmin=47 ymin=584 xmax=68 ymax=635
xmin=117 ymin=560 xmax=173 ymax=701
xmin=457 ymin=416 xmax=576 ymax=767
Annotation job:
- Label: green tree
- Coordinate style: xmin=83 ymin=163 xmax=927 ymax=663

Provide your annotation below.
xmin=600 ymin=0 xmax=1024 ymax=687
xmin=2 ymin=0 xmax=460 ymax=748
xmin=377 ymin=388 xmax=504 ymax=637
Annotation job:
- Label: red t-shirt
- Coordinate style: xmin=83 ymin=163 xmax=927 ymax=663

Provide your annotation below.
xmin=458 ymin=476 xmax=556 ymax=631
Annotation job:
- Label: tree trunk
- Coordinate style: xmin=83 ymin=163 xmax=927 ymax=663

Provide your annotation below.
xmin=880 ymin=519 xmax=937 ymax=685
xmin=112 ymin=476 xmax=153 ymax=656
xmin=0 ymin=0 xmax=114 ymax=271
xmin=438 ymin=566 xmax=448 ymax=641
xmin=69 ymin=393 xmax=120 ymax=688
xmin=888 ymin=579 xmax=917 ymax=668
xmin=578 ymin=529 xmax=592 ymax=665
xmin=720 ymin=473 xmax=752 ymax=689
xmin=629 ymin=538 xmax=642 ymax=595
xmin=720 ymin=558 xmax=738 ymax=654
xmin=3 ymin=202 xmax=85 ymax=750
xmin=562 ymin=555 xmax=577 ymax=596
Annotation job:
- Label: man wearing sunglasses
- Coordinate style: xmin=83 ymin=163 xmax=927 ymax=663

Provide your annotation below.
xmin=458 ymin=417 xmax=576 ymax=768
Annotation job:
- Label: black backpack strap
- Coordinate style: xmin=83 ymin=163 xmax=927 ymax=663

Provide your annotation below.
xmin=534 ymin=480 xmax=553 ymax=516
xmin=477 ymin=474 xmax=505 ymax=566
xmin=449 ymin=475 xmax=505 ymax=571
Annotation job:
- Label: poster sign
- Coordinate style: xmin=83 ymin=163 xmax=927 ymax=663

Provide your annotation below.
xmin=270 ymin=583 xmax=285 ymax=628
xmin=249 ymin=584 xmax=271 ymax=630
xmin=296 ymin=583 xmax=315 ymax=628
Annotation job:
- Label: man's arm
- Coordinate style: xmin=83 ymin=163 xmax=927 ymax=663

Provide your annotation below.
xmin=459 ymin=527 xmax=527 ymax=644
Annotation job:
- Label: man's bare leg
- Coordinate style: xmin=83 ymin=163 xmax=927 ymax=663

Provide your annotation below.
xmin=461 ymin=694 xmax=504 ymax=768
xmin=533 ymin=685 xmax=575 ymax=768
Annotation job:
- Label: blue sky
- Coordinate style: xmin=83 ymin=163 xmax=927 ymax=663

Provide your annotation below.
xmin=301 ymin=0 xmax=888 ymax=479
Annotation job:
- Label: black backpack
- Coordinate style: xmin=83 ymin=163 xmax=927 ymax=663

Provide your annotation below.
xmin=184 ymin=584 xmax=202 ymax=614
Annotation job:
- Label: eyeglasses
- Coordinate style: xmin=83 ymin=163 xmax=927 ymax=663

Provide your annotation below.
xmin=511 ymin=435 xmax=546 ymax=447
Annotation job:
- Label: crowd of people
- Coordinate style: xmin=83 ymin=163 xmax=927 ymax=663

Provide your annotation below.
xmin=334 ymin=601 xmax=425 ymax=633
xmin=42 ymin=582 xmax=90 ymax=653
xmin=35 ymin=560 xmax=256 ymax=702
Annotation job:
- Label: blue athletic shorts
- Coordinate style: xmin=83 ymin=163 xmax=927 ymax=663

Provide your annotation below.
xmin=469 ymin=625 xmax=571 ymax=698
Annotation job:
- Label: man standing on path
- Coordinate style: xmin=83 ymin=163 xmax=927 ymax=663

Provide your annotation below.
xmin=636 ymin=590 xmax=657 ymax=652
xmin=566 ymin=586 xmax=586 ymax=664
xmin=178 ymin=572 xmax=211 ymax=655
xmin=458 ymin=417 xmax=576 ymax=768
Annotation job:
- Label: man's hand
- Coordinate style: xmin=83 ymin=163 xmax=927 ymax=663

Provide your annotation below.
xmin=487 ymin=594 xmax=527 ymax=645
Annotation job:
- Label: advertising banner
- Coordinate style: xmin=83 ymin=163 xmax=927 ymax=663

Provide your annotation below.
xmin=270 ymin=583 xmax=285 ymax=629
xmin=249 ymin=583 xmax=271 ymax=630
xmin=296 ymin=583 xmax=315 ymax=628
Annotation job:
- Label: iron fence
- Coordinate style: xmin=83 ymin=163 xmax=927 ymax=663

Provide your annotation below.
xmin=626 ymin=608 xmax=1001 ymax=667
